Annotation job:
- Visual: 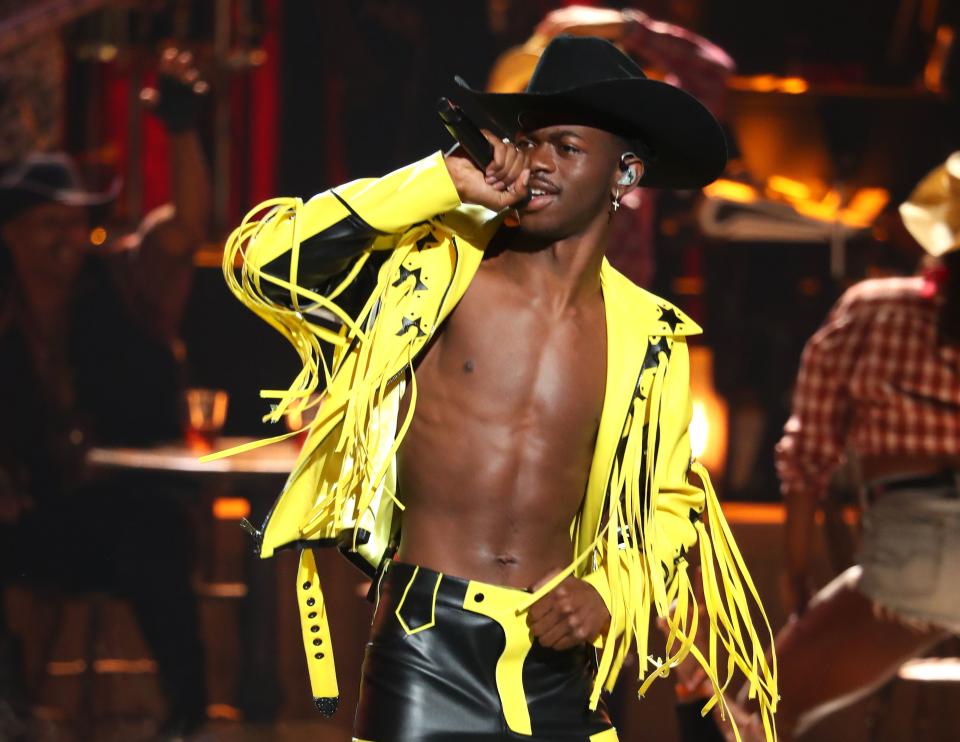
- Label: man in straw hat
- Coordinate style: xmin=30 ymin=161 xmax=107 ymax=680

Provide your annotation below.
xmin=687 ymin=152 xmax=960 ymax=741
xmin=217 ymin=35 xmax=776 ymax=741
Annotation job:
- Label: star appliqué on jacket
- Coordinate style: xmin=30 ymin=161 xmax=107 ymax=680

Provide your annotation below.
xmin=397 ymin=316 xmax=427 ymax=337
xmin=658 ymin=306 xmax=683 ymax=333
xmin=415 ymin=231 xmax=441 ymax=251
xmin=391 ymin=265 xmax=428 ymax=291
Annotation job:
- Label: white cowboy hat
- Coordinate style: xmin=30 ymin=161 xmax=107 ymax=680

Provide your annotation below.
xmin=899 ymin=151 xmax=960 ymax=257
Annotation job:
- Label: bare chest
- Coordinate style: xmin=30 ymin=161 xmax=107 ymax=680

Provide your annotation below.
xmin=414 ymin=270 xmax=607 ymax=432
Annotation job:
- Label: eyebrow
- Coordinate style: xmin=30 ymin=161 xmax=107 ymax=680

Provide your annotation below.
xmin=518 ymin=129 xmax=587 ymax=142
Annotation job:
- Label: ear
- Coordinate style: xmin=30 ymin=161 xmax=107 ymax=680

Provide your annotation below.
xmin=611 ymin=152 xmax=644 ymax=199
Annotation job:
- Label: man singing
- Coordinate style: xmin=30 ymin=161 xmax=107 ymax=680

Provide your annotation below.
xmin=216 ymin=35 xmax=776 ymax=742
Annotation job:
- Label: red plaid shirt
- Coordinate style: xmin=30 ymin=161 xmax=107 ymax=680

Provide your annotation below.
xmin=776 ymin=277 xmax=960 ymax=498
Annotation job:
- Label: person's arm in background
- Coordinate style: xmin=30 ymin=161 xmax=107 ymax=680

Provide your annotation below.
xmin=117 ymin=47 xmax=211 ymax=343
xmin=775 ymin=288 xmax=868 ymax=616
xmin=534 ymin=5 xmax=735 ymax=118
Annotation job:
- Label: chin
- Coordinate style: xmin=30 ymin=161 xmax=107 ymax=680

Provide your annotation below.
xmin=516 ymin=213 xmax=571 ymax=241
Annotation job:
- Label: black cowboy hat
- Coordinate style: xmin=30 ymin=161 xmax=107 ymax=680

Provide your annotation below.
xmin=0 ymin=152 xmax=119 ymax=224
xmin=455 ymin=35 xmax=727 ymax=190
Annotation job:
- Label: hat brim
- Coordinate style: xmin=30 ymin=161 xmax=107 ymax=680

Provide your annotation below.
xmin=455 ymin=76 xmax=727 ymax=190
xmin=0 ymin=178 xmax=120 ymax=224
xmin=0 ymin=178 xmax=120 ymax=208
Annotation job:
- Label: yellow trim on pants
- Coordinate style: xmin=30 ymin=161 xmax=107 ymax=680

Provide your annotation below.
xmin=383 ymin=567 xmax=619 ymax=740
xmin=461 ymin=580 xmax=535 ymax=736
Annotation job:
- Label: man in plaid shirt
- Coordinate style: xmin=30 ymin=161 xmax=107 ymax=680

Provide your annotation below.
xmin=771 ymin=153 xmax=960 ymax=738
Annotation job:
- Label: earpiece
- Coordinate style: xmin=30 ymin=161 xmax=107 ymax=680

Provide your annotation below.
xmin=618 ymin=151 xmax=640 ymax=186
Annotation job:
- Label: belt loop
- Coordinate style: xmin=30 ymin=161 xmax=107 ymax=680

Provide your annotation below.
xmin=373 ymin=561 xmax=390 ymax=615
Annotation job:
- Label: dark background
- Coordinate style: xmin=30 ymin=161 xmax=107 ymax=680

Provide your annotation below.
xmin=45 ymin=0 xmax=960 ymax=501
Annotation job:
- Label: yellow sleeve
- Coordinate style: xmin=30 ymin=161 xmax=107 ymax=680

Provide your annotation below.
xmin=238 ymin=150 xmax=462 ymax=277
xmin=209 ymin=151 xmax=462 ymax=426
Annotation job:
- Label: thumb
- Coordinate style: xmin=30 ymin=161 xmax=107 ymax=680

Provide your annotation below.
xmin=495 ymin=170 xmax=530 ymax=210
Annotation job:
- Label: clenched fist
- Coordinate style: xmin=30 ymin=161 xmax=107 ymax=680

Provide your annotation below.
xmin=527 ymin=573 xmax=611 ymax=651
xmin=444 ymin=129 xmax=529 ymax=212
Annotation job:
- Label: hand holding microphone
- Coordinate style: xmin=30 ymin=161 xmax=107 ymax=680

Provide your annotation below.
xmin=438 ymin=98 xmax=529 ymax=213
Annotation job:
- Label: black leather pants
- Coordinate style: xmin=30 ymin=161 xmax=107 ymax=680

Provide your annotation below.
xmin=353 ymin=561 xmax=618 ymax=742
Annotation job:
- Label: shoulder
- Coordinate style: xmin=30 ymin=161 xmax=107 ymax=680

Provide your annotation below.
xmin=834 ymin=276 xmax=928 ymax=320
xmin=601 ymin=259 xmax=702 ymax=337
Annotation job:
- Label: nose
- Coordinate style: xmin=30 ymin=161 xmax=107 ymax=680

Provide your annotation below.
xmin=526 ymin=141 xmax=556 ymax=174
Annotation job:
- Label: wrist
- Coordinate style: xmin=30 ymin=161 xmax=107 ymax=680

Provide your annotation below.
xmin=151 ymin=76 xmax=203 ymax=133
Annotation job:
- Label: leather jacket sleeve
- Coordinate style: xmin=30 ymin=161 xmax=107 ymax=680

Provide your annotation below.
xmin=237 ymin=151 xmax=462 ymax=307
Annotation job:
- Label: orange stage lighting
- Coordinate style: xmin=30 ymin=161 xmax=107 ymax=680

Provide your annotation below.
xmin=689 ymin=346 xmax=728 ymax=479
xmin=89 ymin=227 xmax=107 ymax=245
xmin=212 ymin=497 xmax=251 ymax=520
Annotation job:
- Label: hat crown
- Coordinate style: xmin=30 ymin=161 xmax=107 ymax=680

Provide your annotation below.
xmin=455 ymin=34 xmax=727 ymax=189
xmin=899 ymin=151 xmax=960 ymax=257
xmin=0 ymin=152 xmax=83 ymax=193
xmin=525 ymin=35 xmax=647 ymax=94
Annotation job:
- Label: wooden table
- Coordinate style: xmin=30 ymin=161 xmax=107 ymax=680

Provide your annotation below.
xmin=86 ymin=436 xmax=301 ymax=721
xmin=87 ymin=436 xmax=301 ymax=475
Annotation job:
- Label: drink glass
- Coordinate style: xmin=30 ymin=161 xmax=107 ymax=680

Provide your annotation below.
xmin=183 ymin=388 xmax=229 ymax=453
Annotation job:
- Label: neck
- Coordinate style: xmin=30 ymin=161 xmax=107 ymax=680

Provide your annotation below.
xmin=488 ymin=212 xmax=609 ymax=306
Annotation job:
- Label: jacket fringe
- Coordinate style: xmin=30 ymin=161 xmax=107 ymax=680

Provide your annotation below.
xmin=209 ymin=161 xmax=778 ymax=741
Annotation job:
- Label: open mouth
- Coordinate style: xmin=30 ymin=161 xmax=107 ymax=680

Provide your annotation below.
xmin=522 ymin=182 xmax=559 ymax=212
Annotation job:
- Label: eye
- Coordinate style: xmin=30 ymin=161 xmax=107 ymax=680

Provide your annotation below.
xmin=559 ymin=143 xmax=581 ymax=154
xmin=516 ymin=139 xmax=535 ymax=150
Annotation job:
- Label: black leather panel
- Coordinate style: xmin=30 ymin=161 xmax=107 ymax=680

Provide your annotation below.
xmin=259 ymin=208 xmax=385 ymax=306
xmin=353 ymin=561 xmax=615 ymax=741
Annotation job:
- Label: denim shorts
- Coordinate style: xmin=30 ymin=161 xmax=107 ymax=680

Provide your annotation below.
xmin=858 ymin=484 xmax=960 ymax=632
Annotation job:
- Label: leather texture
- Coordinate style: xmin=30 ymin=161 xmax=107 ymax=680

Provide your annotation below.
xmin=353 ymin=561 xmax=616 ymax=742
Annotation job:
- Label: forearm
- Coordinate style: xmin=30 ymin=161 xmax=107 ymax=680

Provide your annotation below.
xmin=128 ymin=130 xmax=208 ymax=338
xmin=784 ymin=489 xmax=819 ymax=577
xmin=167 ymin=129 xmax=210 ymax=251
xmin=252 ymin=151 xmax=463 ymax=301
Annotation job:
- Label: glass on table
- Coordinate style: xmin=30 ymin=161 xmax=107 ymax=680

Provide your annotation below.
xmin=183 ymin=388 xmax=229 ymax=453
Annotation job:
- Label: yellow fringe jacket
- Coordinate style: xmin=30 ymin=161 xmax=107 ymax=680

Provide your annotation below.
xmin=212 ymin=151 xmax=778 ymax=738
